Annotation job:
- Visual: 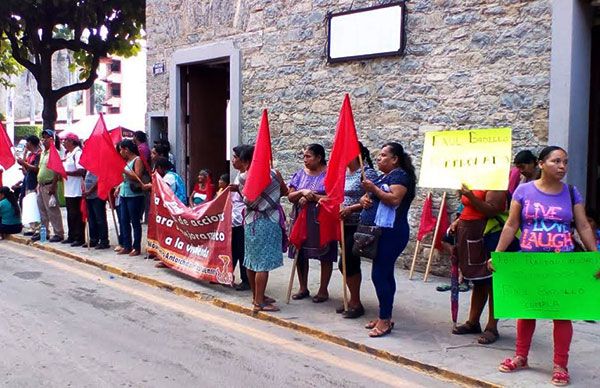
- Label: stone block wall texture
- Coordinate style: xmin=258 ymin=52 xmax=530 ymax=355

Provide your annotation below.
xmin=146 ymin=0 xmax=552 ymax=276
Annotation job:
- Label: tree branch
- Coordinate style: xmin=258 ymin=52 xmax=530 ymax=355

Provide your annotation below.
xmin=50 ymin=38 xmax=92 ymax=53
xmin=5 ymin=31 xmax=38 ymax=78
xmin=53 ymin=53 xmax=101 ymax=100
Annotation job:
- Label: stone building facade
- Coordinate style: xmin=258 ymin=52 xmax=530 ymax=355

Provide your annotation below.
xmin=146 ymin=0 xmax=599 ymax=275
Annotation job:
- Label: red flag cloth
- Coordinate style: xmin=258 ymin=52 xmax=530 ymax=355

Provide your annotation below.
xmin=318 ymin=94 xmax=361 ymax=246
xmin=80 ymin=198 xmax=88 ymax=223
xmin=289 ymin=206 xmax=308 ymax=250
xmin=435 ymin=198 xmax=450 ymax=250
xmin=47 ymin=141 xmax=67 ymax=180
xmin=416 ymin=195 xmax=436 ymax=241
xmin=0 ymin=121 xmax=15 ymax=170
xmin=109 ymin=127 xmax=123 ymax=145
xmin=242 ymin=109 xmax=272 ymax=201
xmin=80 ymin=114 xmax=126 ymax=200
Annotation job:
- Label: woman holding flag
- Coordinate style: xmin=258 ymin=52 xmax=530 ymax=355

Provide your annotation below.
xmin=359 ymin=142 xmax=416 ymax=337
xmin=288 ymin=143 xmax=338 ymax=303
xmin=492 ymin=146 xmax=599 ymax=386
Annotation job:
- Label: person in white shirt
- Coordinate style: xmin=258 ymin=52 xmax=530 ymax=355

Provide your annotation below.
xmin=61 ymin=132 xmax=86 ymax=247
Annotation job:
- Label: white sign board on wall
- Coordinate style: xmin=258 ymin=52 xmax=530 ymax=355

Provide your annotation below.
xmin=327 ymin=2 xmax=406 ymax=63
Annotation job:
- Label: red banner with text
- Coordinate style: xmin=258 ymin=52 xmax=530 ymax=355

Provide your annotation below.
xmin=147 ymin=174 xmax=234 ymax=285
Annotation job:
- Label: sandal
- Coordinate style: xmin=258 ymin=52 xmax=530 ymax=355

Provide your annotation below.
xmin=478 ymin=329 xmax=499 ymax=344
xmin=312 ymin=295 xmax=329 ymax=303
xmin=291 ymin=290 xmax=310 ymax=300
xmin=498 ymin=356 xmax=528 ymax=373
xmin=116 ymin=247 xmax=132 ymax=255
xmin=458 ymin=283 xmax=471 ymax=292
xmin=551 ymin=365 xmax=570 ymax=386
xmin=452 ymin=321 xmax=482 ymax=335
xmin=365 ymin=320 xmax=394 ymax=330
xmin=436 ymin=284 xmax=452 ymax=292
xmin=264 ymin=296 xmax=276 ymax=304
xmin=129 ymin=249 xmax=141 ymax=257
xmin=253 ymin=303 xmax=280 ymax=312
xmin=342 ymin=305 xmax=365 ymax=319
xmin=368 ymin=322 xmax=393 ymax=338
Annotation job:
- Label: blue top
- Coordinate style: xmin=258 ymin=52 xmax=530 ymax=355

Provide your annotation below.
xmin=0 ymin=198 xmax=21 ymax=225
xmin=360 ymin=168 xmax=415 ymax=232
xmin=120 ymin=157 xmax=145 ymax=198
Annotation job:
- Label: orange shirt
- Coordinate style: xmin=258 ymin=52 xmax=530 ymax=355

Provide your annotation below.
xmin=460 ymin=190 xmax=487 ymax=220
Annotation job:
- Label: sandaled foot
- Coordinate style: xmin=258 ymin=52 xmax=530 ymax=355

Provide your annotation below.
xmin=312 ymin=294 xmax=329 ymax=303
xmin=498 ymin=356 xmax=528 ymax=373
xmin=478 ymin=329 xmax=499 ymax=344
xmin=365 ymin=320 xmax=394 ymax=330
xmin=291 ymin=290 xmax=310 ymax=300
xmin=116 ymin=247 xmax=132 ymax=255
xmin=129 ymin=249 xmax=141 ymax=257
xmin=264 ymin=296 xmax=276 ymax=304
xmin=452 ymin=321 xmax=482 ymax=335
xmin=368 ymin=322 xmax=393 ymax=338
xmin=551 ymin=365 xmax=570 ymax=386
xmin=253 ymin=303 xmax=280 ymax=312
xmin=342 ymin=305 xmax=365 ymax=319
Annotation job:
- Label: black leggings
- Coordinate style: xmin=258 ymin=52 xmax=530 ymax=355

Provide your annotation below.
xmin=0 ymin=223 xmax=23 ymax=234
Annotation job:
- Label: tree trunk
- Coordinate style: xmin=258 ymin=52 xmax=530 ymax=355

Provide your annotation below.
xmin=41 ymin=95 xmax=58 ymax=130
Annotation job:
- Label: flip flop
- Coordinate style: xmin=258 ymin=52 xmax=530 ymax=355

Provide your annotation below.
xmin=253 ymin=303 xmax=280 ymax=312
xmin=478 ymin=329 xmax=499 ymax=344
xmin=368 ymin=324 xmax=393 ymax=338
xmin=312 ymin=295 xmax=329 ymax=303
xmin=291 ymin=290 xmax=310 ymax=300
xmin=436 ymin=284 xmax=452 ymax=292
xmin=452 ymin=321 xmax=482 ymax=335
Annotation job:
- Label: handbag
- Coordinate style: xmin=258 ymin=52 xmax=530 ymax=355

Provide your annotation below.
xmin=352 ymin=225 xmax=382 ymax=260
xmin=129 ymin=161 xmax=151 ymax=193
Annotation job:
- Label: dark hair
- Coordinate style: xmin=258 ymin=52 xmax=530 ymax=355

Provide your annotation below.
xmin=25 ymin=135 xmax=40 ymax=147
xmin=119 ymin=139 xmax=139 ymax=155
xmin=383 ymin=142 xmax=416 ymax=183
xmin=0 ymin=186 xmax=20 ymax=218
xmin=198 ymin=169 xmax=212 ymax=179
xmin=154 ymin=156 xmax=172 ymax=171
xmin=134 ymin=131 xmax=147 ymax=143
xmin=153 ymin=143 xmax=169 ymax=158
xmin=219 ymin=173 xmax=230 ymax=184
xmin=358 ymin=142 xmax=373 ymax=169
xmin=234 ymin=144 xmax=254 ymax=163
xmin=538 ymin=145 xmax=566 ymax=162
xmin=306 ymin=143 xmax=327 ymax=165
xmin=514 ymin=150 xmax=537 ymax=165
xmin=586 ymin=208 xmax=599 ymax=224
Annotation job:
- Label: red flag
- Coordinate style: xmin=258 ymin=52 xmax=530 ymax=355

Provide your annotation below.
xmin=318 ymin=94 xmax=361 ymax=246
xmin=80 ymin=114 xmax=126 ymax=200
xmin=242 ymin=109 xmax=272 ymax=201
xmin=80 ymin=198 xmax=88 ymax=223
xmin=289 ymin=207 xmax=308 ymax=250
xmin=416 ymin=195 xmax=436 ymax=241
xmin=47 ymin=141 xmax=67 ymax=180
xmin=0 ymin=121 xmax=15 ymax=170
xmin=109 ymin=127 xmax=123 ymax=145
xmin=435 ymin=199 xmax=450 ymax=250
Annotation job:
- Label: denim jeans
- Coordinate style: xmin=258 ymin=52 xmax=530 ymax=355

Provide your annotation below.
xmin=119 ymin=195 xmax=144 ymax=251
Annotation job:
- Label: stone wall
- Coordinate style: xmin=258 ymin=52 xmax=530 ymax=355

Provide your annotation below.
xmin=146 ymin=0 xmax=553 ymax=276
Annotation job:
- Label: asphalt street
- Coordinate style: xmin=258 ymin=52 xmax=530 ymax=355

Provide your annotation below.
xmin=0 ymin=242 xmax=457 ymax=388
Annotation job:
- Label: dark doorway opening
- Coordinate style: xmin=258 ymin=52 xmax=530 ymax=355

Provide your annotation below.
xmin=588 ymin=24 xmax=600 ymax=213
xmin=181 ymin=61 xmax=230 ymax=194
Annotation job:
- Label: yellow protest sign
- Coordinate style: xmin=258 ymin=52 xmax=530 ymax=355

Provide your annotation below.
xmin=418 ymin=128 xmax=512 ymax=190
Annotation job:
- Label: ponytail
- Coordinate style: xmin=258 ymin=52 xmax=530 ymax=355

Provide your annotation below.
xmin=383 ymin=142 xmax=416 ymax=184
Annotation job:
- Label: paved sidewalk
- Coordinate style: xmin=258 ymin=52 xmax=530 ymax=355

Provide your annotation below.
xmin=8 ymin=213 xmax=600 ymax=387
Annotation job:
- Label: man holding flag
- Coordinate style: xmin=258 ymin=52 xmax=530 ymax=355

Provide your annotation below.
xmin=32 ymin=129 xmax=64 ymax=242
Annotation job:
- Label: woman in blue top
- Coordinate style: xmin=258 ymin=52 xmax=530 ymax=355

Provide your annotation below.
xmin=0 ymin=186 xmax=23 ymax=237
xmin=115 ymin=139 xmax=145 ymax=256
xmin=359 ymin=142 xmax=416 ymax=337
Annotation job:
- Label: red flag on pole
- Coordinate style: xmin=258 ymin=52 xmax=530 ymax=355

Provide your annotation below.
xmin=242 ymin=109 xmax=273 ymax=201
xmin=80 ymin=114 xmax=126 ymax=200
xmin=0 ymin=121 xmax=15 ymax=170
xmin=109 ymin=127 xmax=123 ymax=145
xmin=47 ymin=141 xmax=67 ymax=180
xmin=80 ymin=198 xmax=88 ymax=223
xmin=416 ymin=195 xmax=436 ymax=242
xmin=436 ymin=198 xmax=450 ymax=250
xmin=318 ymin=94 xmax=361 ymax=246
xmin=289 ymin=207 xmax=308 ymax=250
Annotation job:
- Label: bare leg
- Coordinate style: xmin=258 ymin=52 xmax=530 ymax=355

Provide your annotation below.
xmin=254 ymin=271 xmax=269 ymax=305
xmin=346 ymin=273 xmax=362 ymax=308
xmin=296 ymin=257 xmax=309 ymax=293
xmin=247 ymin=269 xmax=257 ymax=304
xmin=317 ymin=260 xmax=333 ymax=298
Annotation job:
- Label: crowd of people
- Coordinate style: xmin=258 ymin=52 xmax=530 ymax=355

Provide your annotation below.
xmin=2 ymin=126 xmax=600 ymax=386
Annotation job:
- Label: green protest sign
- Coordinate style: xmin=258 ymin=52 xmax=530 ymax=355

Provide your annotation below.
xmin=491 ymin=251 xmax=600 ymax=320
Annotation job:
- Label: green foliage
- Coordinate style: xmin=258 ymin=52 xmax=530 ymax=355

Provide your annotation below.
xmin=14 ymin=124 xmax=42 ymax=140
xmin=0 ymin=112 xmax=5 ymax=121
xmin=0 ymin=34 xmax=23 ymax=88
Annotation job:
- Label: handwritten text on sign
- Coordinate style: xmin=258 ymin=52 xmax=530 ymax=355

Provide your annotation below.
xmin=418 ymin=128 xmax=512 ymax=190
xmin=491 ymin=251 xmax=600 ymax=320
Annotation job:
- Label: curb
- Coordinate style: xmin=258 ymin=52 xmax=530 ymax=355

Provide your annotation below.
xmin=7 ymin=235 xmax=501 ymax=388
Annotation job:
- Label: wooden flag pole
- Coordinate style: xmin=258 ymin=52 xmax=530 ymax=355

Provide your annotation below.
xmin=357 ymin=153 xmax=365 ymax=180
xmin=423 ymin=191 xmax=447 ymax=282
xmin=409 ymin=191 xmax=432 ymax=280
xmin=286 ymin=249 xmax=300 ymax=304
xmin=339 ymin=218 xmax=349 ymax=312
xmin=108 ymin=197 xmax=120 ymax=243
xmin=86 ymin=221 xmax=91 ymax=250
